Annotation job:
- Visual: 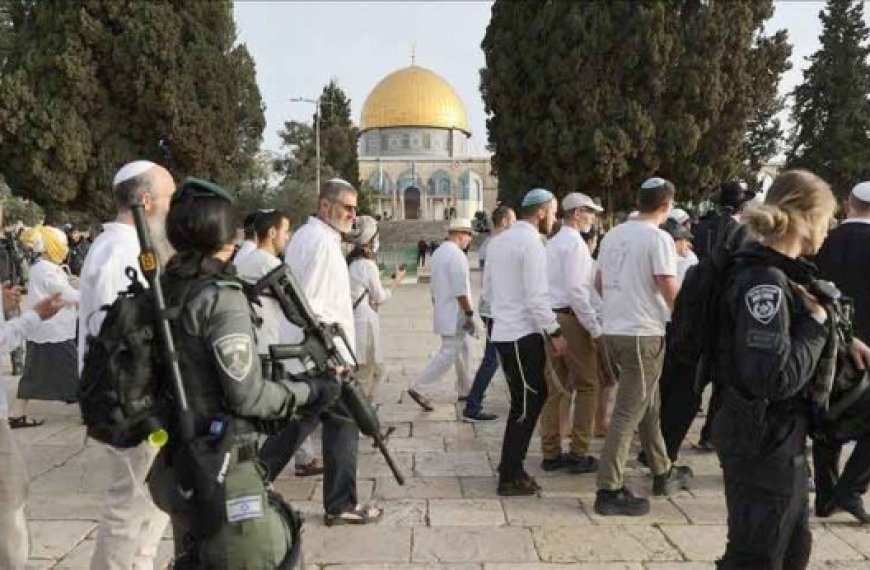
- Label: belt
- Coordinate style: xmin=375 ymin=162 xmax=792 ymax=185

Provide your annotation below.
xmin=552 ymin=307 xmax=573 ymax=315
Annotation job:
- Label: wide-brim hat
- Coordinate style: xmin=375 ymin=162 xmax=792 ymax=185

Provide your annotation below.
xmin=353 ymin=215 xmax=379 ymax=245
xmin=448 ymin=218 xmax=475 ymax=234
xmin=562 ymin=192 xmax=604 ymax=213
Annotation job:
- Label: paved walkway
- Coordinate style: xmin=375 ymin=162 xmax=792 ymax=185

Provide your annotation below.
xmin=5 ymin=273 xmax=870 ymax=569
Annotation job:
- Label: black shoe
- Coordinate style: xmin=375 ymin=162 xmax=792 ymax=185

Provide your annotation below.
xmin=541 ymin=455 xmax=565 ymax=471
xmin=594 ymin=487 xmax=650 ymax=516
xmin=497 ymin=477 xmax=539 ymax=497
xmin=519 ymin=471 xmax=542 ymax=492
xmin=653 ymin=465 xmax=694 ymax=496
xmin=564 ymin=453 xmax=598 ymax=474
xmin=835 ymin=493 xmax=870 ymax=524
xmin=815 ymin=492 xmax=836 ymax=518
xmin=461 ymin=410 xmax=498 ymax=423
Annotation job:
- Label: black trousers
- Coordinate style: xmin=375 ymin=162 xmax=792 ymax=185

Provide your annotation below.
xmin=813 ymin=434 xmax=870 ymax=509
xmin=659 ymin=327 xmax=722 ymax=460
xmin=718 ymin=451 xmax=811 ymax=569
xmin=258 ymin=411 xmax=359 ymax=515
xmin=494 ymin=333 xmax=548 ymax=481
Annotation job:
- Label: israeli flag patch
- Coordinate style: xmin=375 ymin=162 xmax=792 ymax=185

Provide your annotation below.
xmin=226 ymin=495 xmax=264 ymax=523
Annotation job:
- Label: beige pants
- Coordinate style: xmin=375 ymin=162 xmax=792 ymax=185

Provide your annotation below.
xmin=90 ymin=442 xmax=169 ymax=570
xmin=0 ymin=420 xmax=28 ymax=569
xmin=596 ymin=335 xmax=671 ymax=490
xmin=540 ymin=313 xmax=598 ymax=458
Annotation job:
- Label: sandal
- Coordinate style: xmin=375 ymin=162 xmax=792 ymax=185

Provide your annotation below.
xmin=8 ymin=415 xmax=44 ymax=429
xmin=324 ymin=503 xmax=383 ymax=527
xmin=294 ymin=458 xmax=324 ymax=477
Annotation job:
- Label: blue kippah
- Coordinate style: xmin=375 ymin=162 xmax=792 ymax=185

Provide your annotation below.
xmin=521 ymin=188 xmax=555 ymax=207
xmin=641 ymin=177 xmax=668 ymax=190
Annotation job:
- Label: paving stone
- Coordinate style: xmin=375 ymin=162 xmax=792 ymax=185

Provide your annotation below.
xmin=379 ymin=402 xmax=458 ymax=423
xmin=487 ymin=564 xmax=642 ymax=570
xmin=533 ymin=526 xmax=680 ymax=562
xmin=413 ymin=527 xmax=537 ymax=563
xmin=459 ymin=476 xmax=500 ymax=498
xmin=658 ymin=525 xmax=726 ymax=561
xmin=26 ymin=491 xmax=102 ymax=521
xmin=671 ymin=496 xmax=727 ymax=525
xmin=502 ymin=497 xmax=591 ymax=527
xmin=685 ymin=474 xmax=725 ymax=497
xmin=358 ymin=451 xmax=414 ymax=478
xmin=807 ymin=563 xmax=870 ymax=569
xmin=29 ymin=520 xmax=96 ymax=559
xmin=303 ymin=526 xmax=411 ymax=564
xmin=413 ymin=421 xmax=475 ymax=439
xmin=538 ymin=476 xmax=598 ymax=498
xmin=322 ymin=565 xmax=479 ymax=570
xmin=18 ymin=443 xmax=84 ymax=479
xmin=809 ymin=528 xmax=864 ymax=562
xmin=377 ymin=499 xmax=428 ymax=526
xmin=415 ymin=451 xmax=494 ymax=477
xmin=429 ymin=498 xmax=506 ymax=526
xmin=384 ymin=435 xmax=445 ymax=453
xmin=583 ymin=497 xmax=689 ymax=525
xmin=645 ymin=564 xmax=715 ymax=570
xmin=271 ymin=478 xmax=316 ymax=501
xmin=374 ymin=476 xmax=463 ymax=500
xmin=312 ymin=478 xmax=375 ymax=502
xmin=827 ymin=523 xmax=870 ymax=557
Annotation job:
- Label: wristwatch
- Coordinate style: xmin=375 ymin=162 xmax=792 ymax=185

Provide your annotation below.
xmin=464 ymin=310 xmax=474 ymax=317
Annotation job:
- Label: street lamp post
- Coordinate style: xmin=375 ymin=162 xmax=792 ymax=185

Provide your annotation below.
xmin=290 ymin=96 xmax=321 ymax=191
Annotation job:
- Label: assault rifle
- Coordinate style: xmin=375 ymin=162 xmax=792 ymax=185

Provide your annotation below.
xmin=253 ymin=264 xmax=405 ymax=485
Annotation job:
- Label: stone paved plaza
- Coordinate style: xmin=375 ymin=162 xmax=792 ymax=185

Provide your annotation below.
xmin=5 ymin=270 xmax=870 ymax=569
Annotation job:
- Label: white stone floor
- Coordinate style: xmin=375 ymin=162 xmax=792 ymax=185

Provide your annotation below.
xmin=5 ymin=272 xmax=870 ymax=569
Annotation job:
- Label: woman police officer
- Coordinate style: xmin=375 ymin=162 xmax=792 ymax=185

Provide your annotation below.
xmin=712 ymin=169 xmax=870 ymax=568
xmin=148 ymin=178 xmax=337 ymax=568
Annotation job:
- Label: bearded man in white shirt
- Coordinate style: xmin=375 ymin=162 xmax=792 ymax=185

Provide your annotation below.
xmin=407 ymin=219 xmax=476 ymax=411
xmin=258 ymin=178 xmax=383 ymax=526
xmin=78 ymin=160 xmax=175 ymax=570
xmin=593 ymin=177 xmax=692 ymax=517
xmin=540 ymin=192 xmax=605 ymax=475
xmin=486 ymin=188 xmax=567 ymax=496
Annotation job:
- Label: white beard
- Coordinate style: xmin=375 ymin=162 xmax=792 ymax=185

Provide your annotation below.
xmin=148 ymin=216 xmax=175 ymax=265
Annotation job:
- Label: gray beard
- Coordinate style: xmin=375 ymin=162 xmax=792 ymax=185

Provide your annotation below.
xmin=148 ymin=216 xmax=175 ymax=265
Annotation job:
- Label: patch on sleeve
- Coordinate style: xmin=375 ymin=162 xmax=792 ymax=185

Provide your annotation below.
xmin=213 ymin=333 xmax=253 ymax=382
xmin=226 ymin=495 xmax=264 ymax=523
xmin=745 ymin=284 xmax=783 ymax=325
xmin=746 ymin=329 xmax=779 ymax=351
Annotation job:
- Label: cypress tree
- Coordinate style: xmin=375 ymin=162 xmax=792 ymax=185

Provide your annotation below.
xmin=787 ymin=0 xmax=870 ymax=197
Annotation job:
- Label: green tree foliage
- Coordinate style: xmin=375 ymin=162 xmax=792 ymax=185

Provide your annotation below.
xmin=0 ymin=177 xmax=43 ymax=227
xmin=0 ymin=0 xmax=264 ymax=219
xmin=481 ymin=1 xmax=789 ymax=209
xmin=787 ymin=0 xmax=870 ymax=198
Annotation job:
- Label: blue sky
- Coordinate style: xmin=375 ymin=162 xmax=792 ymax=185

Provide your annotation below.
xmin=233 ymin=1 xmax=852 ymax=154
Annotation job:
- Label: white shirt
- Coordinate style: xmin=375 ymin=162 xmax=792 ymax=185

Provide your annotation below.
xmin=0 ymin=309 xmax=41 ymax=417
xmin=349 ymin=258 xmax=391 ymax=309
xmin=235 ymin=240 xmax=257 ymax=263
xmin=235 ymin=248 xmax=284 ymax=355
xmin=597 ymin=220 xmax=677 ymax=336
xmin=23 ymin=259 xmax=79 ymax=343
xmin=428 ymin=241 xmax=471 ymax=336
xmin=676 ymin=250 xmax=699 ymax=284
xmin=78 ymin=222 xmax=144 ymax=372
xmin=487 ymin=221 xmax=559 ymax=342
xmin=284 ymin=216 xmax=355 ymax=352
xmin=546 ymin=226 xmax=602 ymax=338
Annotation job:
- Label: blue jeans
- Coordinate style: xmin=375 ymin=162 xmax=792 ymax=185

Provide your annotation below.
xmin=464 ymin=317 xmax=499 ymax=415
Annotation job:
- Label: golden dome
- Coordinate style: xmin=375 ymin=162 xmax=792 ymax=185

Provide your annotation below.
xmin=360 ymin=65 xmax=470 ymax=134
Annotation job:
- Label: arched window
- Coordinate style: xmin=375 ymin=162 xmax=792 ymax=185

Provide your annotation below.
xmin=458 ymin=171 xmax=483 ymax=200
xmin=428 ymin=170 xmax=452 ymax=197
xmin=367 ymin=171 xmax=393 ymax=195
xmin=397 ymin=170 xmax=422 ymax=192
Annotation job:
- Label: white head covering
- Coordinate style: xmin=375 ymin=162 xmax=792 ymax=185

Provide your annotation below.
xmin=113 ymin=160 xmax=157 ymax=186
xmin=851 ymin=181 xmax=870 ymax=202
xmin=669 ymin=207 xmax=690 ymax=224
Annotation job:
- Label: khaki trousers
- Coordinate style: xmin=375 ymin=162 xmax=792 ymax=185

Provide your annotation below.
xmin=0 ymin=420 xmax=28 ymax=569
xmin=597 ymin=335 xmax=671 ymax=490
xmin=540 ymin=312 xmax=598 ymax=458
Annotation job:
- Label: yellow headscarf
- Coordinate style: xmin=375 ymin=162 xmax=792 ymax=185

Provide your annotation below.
xmin=21 ymin=225 xmax=69 ymax=265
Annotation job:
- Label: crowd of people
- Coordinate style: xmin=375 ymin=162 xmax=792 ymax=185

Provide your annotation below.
xmin=0 ymin=159 xmax=869 ymax=569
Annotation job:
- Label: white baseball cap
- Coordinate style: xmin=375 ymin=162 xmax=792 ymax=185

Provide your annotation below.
xmin=851 ymin=181 xmax=870 ymax=202
xmin=448 ymin=218 xmax=475 ymax=234
xmin=562 ymin=192 xmax=603 ymax=213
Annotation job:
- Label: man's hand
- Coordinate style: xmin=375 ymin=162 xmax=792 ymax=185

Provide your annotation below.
xmin=550 ymin=335 xmax=568 ymax=357
xmin=2 ymin=282 xmax=22 ymax=312
xmin=301 ymin=375 xmax=341 ymax=414
xmin=851 ymin=338 xmax=870 ymax=371
xmin=33 ymin=294 xmax=64 ymax=321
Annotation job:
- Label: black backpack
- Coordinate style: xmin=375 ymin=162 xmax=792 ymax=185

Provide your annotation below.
xmin=79 ymin=268 xmax=212 ymax=448
xmin=670 ymin=210 xmax=746 ymax=373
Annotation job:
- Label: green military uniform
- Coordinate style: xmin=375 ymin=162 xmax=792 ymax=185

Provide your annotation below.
xmin=148 ymin=179 xmax=307 ymax=569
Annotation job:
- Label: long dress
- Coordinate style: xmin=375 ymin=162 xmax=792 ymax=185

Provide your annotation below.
xmin=17 ymin=258 xmax=80 ymax=402
xmin=348 ymin=258 xmax=391 ymax=369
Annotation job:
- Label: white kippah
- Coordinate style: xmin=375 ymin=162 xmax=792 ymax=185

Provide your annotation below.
xmin=851 ymin=181 xmax=870 ymax=202
xmin=113 ymin=160 xmax=157 ymax=186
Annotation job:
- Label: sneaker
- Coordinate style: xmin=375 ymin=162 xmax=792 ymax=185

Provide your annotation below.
xmin=462 ymin=410 xmax=498 ymax=423
xmin=497 ymin=477 xmax=539 ymax=497
xmin=594 ymin=487 xmax=650 ymax=516
xmin=652 ymin=465 xmax=694 ymax=496
xmin=564 ymin=453 xmax=598 ymax=474
xmin=541 ymin=455 xmax=565 ymax=471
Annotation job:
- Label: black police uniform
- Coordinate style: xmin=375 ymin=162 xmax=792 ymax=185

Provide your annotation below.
xmin=713 ymin=242 xmax=829 ymax=569
xmin=148 ymin=256 xmax=313 ymax=568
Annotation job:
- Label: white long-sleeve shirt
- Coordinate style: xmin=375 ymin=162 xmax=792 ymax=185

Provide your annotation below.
xmin=23 ymin=259 xmax=80 ymax=344
xmin=487 ymin=221 xmax=559 ymax=342
xmin=349 ymin=258 xmax=391 ymax=309
xmin=429 ymin=241 xmax=471 ymax=336
xmin=0 ymin=309 xmax=41 ymax=417
xmin=546 ymin=226 xmax=602 ymax=338
xmin=77 ymin=222 xmax=144 ymax=372
xmin=283 ymin=216 xmax=355 ymax=352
